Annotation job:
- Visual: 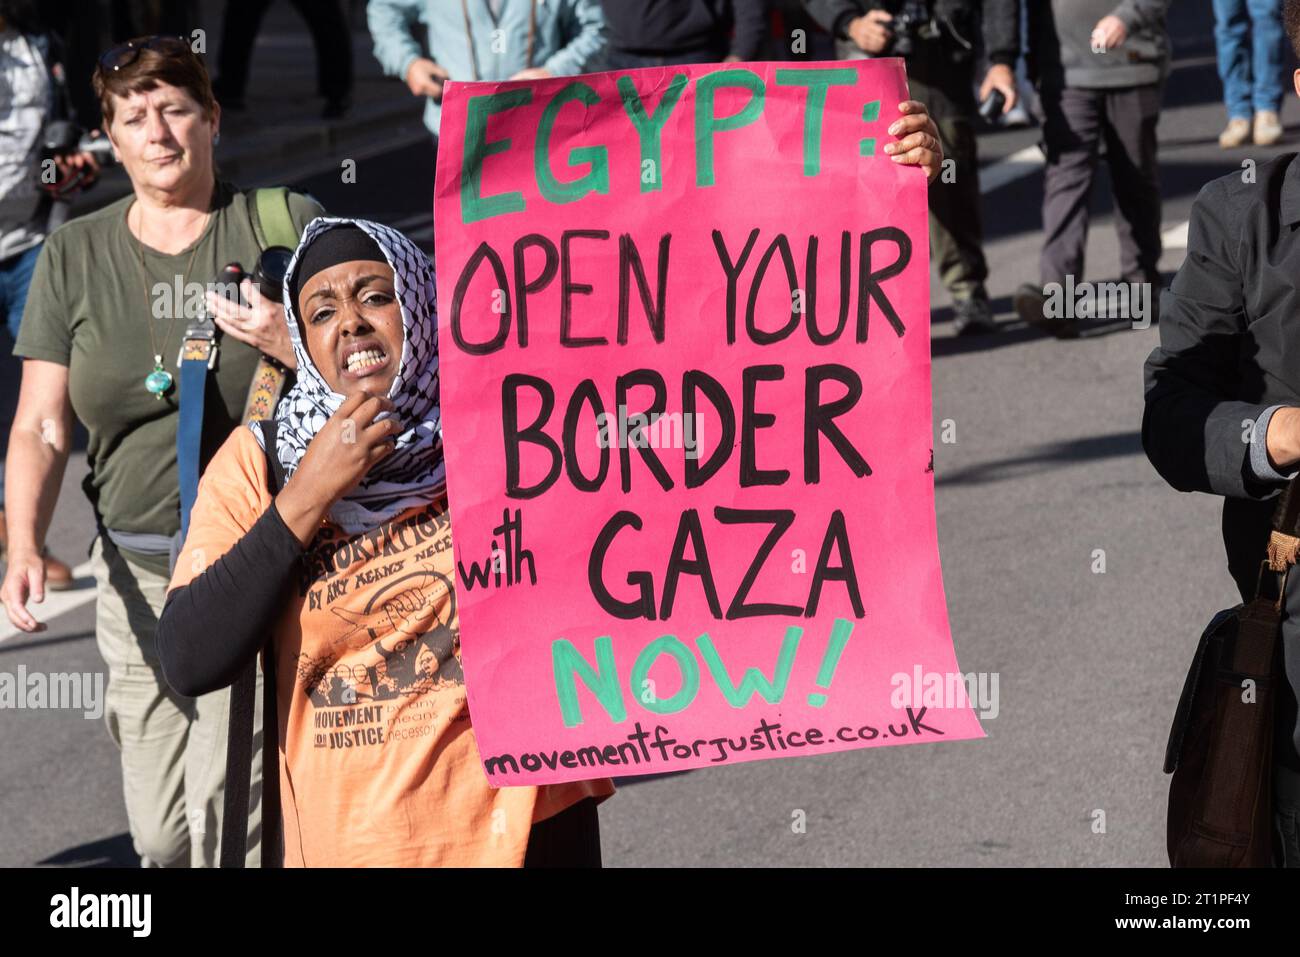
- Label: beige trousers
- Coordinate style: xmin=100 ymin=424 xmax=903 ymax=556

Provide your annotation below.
xmin=90 ymin=535 xmax=262 ymax=867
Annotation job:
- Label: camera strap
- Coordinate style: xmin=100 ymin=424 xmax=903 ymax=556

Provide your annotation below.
xmin=241 ymin=188 xmax=296 ymax=422
xmin=176 ymin=188 xmax=296 ymax=539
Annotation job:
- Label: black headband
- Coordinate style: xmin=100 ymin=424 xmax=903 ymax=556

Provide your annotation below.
xmin=290 ymin=224 xmax=387 ymax=307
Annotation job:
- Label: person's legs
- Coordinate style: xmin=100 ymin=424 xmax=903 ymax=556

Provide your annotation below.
xmin=927 ymin=114 xmax=988 ymax=302
xmin=1276 ymin=764 xmax=1300 ymax=866
xmin=523 ymin=798 xmax=602 ymax=868
xmin=1247 ymin=0 xmax=1286 ymax=115
xmin=288 ymin=0 xmax=352 ymax=105
xmin=91 ymin=536 xmax=192 ymax=867
xmin=1038 ymin=85 xmax=1101 ymax=287
xmin=1101 ymin=84 xmax=1163 ymax=286
xmin=214 ymin=0 xmax=276 ymax=104
xmin=1214 ymin=0 xmax=1254 ymax=120
xmin=0 ymin=242 xmax=41 ymax=345
xmin=183 ymin=669 xmax=263 ymax=867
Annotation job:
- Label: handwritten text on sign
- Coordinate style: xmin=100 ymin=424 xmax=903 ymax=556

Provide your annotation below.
xmin=433 ymin=60 xmax=984 ymax=786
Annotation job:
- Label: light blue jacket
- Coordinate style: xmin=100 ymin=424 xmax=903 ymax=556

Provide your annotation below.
xmin=367 ymin=0 xmax=608 ymax=136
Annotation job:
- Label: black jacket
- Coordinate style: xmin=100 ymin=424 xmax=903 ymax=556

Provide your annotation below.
xmin=599 ymin=0 xmax=770 ymax=60
xmin=1142 ymin=154 xmax=1300 ymax=772
xmin=801 ymin=0 xmax=1021 ymax=66
xmin=1142 ymin=155 xmax=1300 ymax=602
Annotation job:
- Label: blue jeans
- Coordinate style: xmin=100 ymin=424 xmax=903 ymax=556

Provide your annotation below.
xmin=1213 ymin=0 xmax=1287 ymax=118
xmin=0 ymin=241 xmax=40 ymax=344
xmin=0 ymin=241 xmax=43 ymax=509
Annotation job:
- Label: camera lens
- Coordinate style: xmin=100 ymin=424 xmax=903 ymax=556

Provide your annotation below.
xmin=253 ymin=246 xmax=294 ymax=303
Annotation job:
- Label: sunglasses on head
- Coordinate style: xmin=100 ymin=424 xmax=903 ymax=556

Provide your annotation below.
xmin=97 ymin=35 xmax=193 ymax=73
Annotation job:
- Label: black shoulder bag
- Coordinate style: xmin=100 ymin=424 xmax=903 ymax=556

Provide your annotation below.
xmin=220 ymin=418 xmax=287 ymax=868
xmin=1163 ymin=478 xmax=1295 ymax=867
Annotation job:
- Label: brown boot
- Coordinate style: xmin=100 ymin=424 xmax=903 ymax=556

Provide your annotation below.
xmin=43 ymin=547 xmax=75 ymax=591
xmin=1 ymin=508 xmax=76 ymax=590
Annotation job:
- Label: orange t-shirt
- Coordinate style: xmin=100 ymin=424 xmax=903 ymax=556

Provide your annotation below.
xmin=170 ymin=426 xmax=615 ymax=866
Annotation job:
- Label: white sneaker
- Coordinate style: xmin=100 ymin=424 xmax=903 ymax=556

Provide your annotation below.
xmin=1219 ymin=117 xmax=1251 ymax=148
xmin=1254 ymin=110 xmax=1283 ymax=146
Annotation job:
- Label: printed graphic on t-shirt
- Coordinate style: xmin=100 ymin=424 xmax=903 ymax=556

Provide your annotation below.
xmin=289 ymin=500 xmax=467 ymax=750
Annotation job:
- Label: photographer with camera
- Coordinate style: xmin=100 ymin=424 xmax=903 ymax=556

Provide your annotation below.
xmin=803 ymin=0 xmax=1019 ymax=336
xmin=0 ymin=0 xmax=102 ymax=586
xmin=2 ymin=33 xmax=324 ymax=868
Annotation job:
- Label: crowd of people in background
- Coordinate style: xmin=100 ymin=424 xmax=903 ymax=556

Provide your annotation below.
xmin=2 ymin=0 xmax=1299 ymax=867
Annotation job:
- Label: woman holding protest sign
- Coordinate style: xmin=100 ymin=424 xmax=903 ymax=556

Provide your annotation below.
xmin=155 ymin=217 xmax=615 ymax=866
xmin=153 ymin=101 xmax=946 ymax=866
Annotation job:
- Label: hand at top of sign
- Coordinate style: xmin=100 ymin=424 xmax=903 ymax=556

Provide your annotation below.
xmin=882 ymin=100 xmax=945 ymax=184
xmin=510 ymin=67 xmax=553 ymax=82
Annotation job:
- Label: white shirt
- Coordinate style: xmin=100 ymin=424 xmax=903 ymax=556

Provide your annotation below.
xmin=0 ymin=28 xmax=52 ymax=261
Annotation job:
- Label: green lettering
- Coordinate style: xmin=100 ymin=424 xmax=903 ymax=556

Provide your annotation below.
xmin=775 ymin=68 xmax=857 ymax=176
xmin=695 ymin=68 xmax=766 ymax=188
xmin=618 ymin=73 xmax=688 ymax=193
xmin=552 ymin=635 xmax=626 ymax=727
xmin=696 ymin=626 xmax=802 ymax=708
xmin=535 ymin=81 xmax=610 ymax=205
xmin=461 ymin=88 xmax=532 ymax=224
xmin=631 ymin=635 xmax=700 ymax=715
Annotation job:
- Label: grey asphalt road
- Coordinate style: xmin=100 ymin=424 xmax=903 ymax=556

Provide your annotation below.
xmin=0 ymin=10 xmax=1279 ymax=868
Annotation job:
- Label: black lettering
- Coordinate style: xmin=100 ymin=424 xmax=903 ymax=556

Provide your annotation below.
xmin=560 ymin=229 xmax=611 ymax=348
xmin=512 ymin=233 xmax=558 ymax=347
xmin=714 ymin=507 xmax=801 ymax=619
xmin=658 ymin=509 xmax=723 ymax=619
xmin=857 ymin=226 xmax=910 ymax=340
xmin=683 ymin=370 xmax=735 ymax=488
xmin=744 ymin=233 xmax=800 ymax=345
xmin=562 ymin=379 xmax=609 ymax=492
xmin=618 ymin=233 xmax=669 ymax=344
xmin=740 ymin=365 xmax=789 ymax=486
xmin=712 ymin=228 xmax=759 ymax=344
xmin=616 ymin=369 xmax=673 ymax=493
xmin=451 ymin=241 xmax=512 ymax=355
xmin=806 ymin=509 xmax=864 ymax=617
xmin=804 ymin=364 xmax=870 ymax=483
xmin=587 ymin=511 xmax=655 ymax=619
xmin=502 ymin=373 xmax=562 ymax=498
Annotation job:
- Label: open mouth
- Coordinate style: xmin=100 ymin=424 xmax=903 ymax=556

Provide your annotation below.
xmin=342 ymin=341 xmax=390 ymax=378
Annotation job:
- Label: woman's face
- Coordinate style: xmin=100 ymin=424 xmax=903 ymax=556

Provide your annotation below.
xmin=105 ymin=81 xmax=217 ymax=197
xmin=297 ymin=258 xmax=403 ymax=398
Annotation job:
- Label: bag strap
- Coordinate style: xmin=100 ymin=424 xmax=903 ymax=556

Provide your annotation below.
xmin=1253 ymin=478 xmax=1300 ymax=605
xmin=242 ymin=188 xmax=300 ymax=425
xmin=249 ymin=187 xmax=300 ymax=250
xmin=220 ymin=418 xmax=287 ymax=867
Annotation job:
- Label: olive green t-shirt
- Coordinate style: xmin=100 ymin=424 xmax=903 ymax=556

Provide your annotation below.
xmin=14 ymin=180 xmax=322 ymax=571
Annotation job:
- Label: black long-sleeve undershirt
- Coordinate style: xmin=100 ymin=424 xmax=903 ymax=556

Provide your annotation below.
xmin=157 ymin=501 xmax=304 ymax=698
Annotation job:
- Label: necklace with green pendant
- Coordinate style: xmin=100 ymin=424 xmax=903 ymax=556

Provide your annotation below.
xmin=131 ymin=201 xmax=209 ymax=399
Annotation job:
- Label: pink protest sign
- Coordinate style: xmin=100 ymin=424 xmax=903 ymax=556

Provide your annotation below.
xmin=433 ymin=59 xmax=985 ymax=786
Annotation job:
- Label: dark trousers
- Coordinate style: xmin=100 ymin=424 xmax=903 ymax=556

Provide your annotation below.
xmin=1038 ymin=83 xmax=1163 ymax=286
xmin=838 ymin=39 xmax=988 ymax=301
xmin=523 ymin=797 xmax=602 ymax=868
xmin=217 ymin=0 xmax=352 ymax=102
xmin=606 ymin=46 xmax=728 ymax=69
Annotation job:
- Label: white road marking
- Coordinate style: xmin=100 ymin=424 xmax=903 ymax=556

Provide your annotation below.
xmin=1162 ymin=220 xmax=1190 ymax=249
xmin=978 ymin=145 xmax=1045 ymax=194
xmin=0 ymin=561 xmax=97 ymax=644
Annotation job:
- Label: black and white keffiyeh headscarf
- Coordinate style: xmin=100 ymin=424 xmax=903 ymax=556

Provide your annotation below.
xmin=250 ymin=216 xmax=445 ymax=534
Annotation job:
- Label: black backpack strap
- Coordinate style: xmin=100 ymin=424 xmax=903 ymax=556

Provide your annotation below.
xmin=220 ymin=419 xmax=287 ymax=867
